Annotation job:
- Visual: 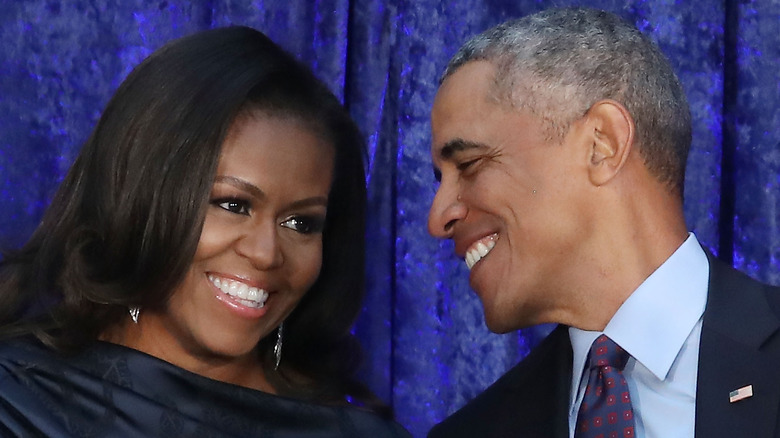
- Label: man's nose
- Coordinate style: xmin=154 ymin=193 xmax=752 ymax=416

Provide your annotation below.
xmin=427 ymin=180 xmax=466 ymax=239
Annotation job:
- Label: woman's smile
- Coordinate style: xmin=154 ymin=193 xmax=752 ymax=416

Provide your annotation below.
xmin=209 ymin=273 xmax=270 ymax=310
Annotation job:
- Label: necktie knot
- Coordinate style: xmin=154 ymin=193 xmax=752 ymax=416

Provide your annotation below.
xmin=588 ymin=335 xmax=629 ymax=371
xmin=576 ymin=334 xmax=635 ymax=438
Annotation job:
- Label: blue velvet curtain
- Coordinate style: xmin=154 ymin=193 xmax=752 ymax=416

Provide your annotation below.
xmin=1 ymin=1 xmax=778 ymax=437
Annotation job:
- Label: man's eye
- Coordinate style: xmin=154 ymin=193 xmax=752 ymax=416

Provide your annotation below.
xmin=457 ymin=158 xmax=480 ymax=172
xmin=213 ymin=198 xmax=251 ymax=215
xmin=280 ymin=216 xmax=325 ymax=234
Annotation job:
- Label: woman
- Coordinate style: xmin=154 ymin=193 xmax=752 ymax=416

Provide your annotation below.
xmin=0 ymin=26 xmax=409 ymax=437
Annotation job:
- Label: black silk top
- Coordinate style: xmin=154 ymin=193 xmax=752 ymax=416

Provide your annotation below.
xmin=0 ymin=338 xmax=410 ymax=437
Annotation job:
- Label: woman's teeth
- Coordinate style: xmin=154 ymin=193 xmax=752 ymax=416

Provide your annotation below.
xmin=208 ymin=275 xmax=269 ymax=308
xmin=465 ymin=234 xmax=498 ymax=270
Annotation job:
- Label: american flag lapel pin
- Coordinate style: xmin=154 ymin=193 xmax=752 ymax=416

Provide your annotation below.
xmin=729 ymin=385 xmax=753 ymax=403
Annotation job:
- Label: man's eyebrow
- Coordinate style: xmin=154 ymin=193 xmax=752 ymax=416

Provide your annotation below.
xmin=433 ymin=138 xmax=489 ymax=182
xmin=439 ymin=138 xmax=489 ymax=160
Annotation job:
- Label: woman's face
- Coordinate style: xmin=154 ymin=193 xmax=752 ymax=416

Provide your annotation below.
xmin=131 ymin=113 xmax=334 ymax=378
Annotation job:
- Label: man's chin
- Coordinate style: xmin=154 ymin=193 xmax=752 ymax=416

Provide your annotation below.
xmin=482 ymin=308 xmax=532 ymax=334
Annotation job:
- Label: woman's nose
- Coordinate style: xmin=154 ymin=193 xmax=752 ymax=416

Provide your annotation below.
xmin=235 ymin=220 xmax=284 ymax=270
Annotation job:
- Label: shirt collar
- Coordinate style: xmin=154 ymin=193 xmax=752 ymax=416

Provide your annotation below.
xmin=570 ymin=233 xmax=709 ymax=386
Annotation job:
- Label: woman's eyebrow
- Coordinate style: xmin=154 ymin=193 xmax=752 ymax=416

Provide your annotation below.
xmin=214 ymin=176 xmax=328 ymax=209
xmin=214 ymin=175 xmax=265 ymax=200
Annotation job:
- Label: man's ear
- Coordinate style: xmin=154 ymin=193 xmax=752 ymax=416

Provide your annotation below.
xmin=585 ymin=100 xmax=635 ymax=187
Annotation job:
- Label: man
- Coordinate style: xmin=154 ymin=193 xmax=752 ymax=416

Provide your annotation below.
xmin=426 ymin=7 xmax=780 ymax=438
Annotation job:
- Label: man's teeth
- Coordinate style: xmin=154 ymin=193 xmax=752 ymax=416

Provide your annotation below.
xmin=208 ymin=275 xmax=269 ymax=308
xmin=465 ymin=235 xmax=497 ymax=270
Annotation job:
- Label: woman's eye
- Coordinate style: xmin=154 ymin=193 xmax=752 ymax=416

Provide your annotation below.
xmin=213 ymin=198 xmax=251 ymax=215
xmin=280 ymin=216 xmax=325 ymax=234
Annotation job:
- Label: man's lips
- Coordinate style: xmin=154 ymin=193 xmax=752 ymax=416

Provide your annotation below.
xmin=463 ymin=233 xmax=499 ymax=270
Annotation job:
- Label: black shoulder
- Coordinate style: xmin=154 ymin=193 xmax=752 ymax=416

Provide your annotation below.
xmin=428 ymin=326 xmax=571 ymax=438
xmin=706 ymin=252 xmax=780 ymax=323
xmin=339 ymin=406 xmax=412 ymax=438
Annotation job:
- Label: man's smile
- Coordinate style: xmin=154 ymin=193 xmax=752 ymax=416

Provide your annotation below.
xmin=464 ymin=233 xmax=499 ymax=270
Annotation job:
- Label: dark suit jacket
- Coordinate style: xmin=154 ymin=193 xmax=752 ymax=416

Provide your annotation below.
xmin=428 ymin=254 xmax=780 ymax=438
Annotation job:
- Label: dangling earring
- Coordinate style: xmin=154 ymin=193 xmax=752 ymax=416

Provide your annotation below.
xmin=129 ymin=306 xmax=141 ymax=324
xmin=273 ymin=323 xmax=284 ymax=370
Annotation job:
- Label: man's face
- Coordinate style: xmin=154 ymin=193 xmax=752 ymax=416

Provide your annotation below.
xmin=428 ymin=61 xmax=592 ymax=332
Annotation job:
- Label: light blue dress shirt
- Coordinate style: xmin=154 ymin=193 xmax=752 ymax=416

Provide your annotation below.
xmin=568 ymin=233 xmax=709 ymax=438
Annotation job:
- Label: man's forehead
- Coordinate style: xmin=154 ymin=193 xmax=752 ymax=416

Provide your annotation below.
xmin=431 ymin=61 xmax=500 ymax=158
xmin=435 ymin=61 xmax=497 ymax=106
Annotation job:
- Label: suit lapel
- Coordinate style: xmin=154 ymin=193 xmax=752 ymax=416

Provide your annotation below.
xmin=695 ymin=254 xmax=780 ymax=437
xmin=552 ymin=331 xmax=574 ymax=438
xmin=503 ymin=325 xmax=572 ymax=437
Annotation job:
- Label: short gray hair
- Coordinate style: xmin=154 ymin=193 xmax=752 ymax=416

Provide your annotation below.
xmin=442 ymin=7 xmax=691 ymax=195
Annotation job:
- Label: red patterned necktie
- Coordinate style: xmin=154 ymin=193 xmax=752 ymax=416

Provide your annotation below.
xmin=575 ymin=335 xmax=636 ymax=438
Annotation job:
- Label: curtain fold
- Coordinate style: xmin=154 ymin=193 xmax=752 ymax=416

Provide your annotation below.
xmin=1 ymin=1 xmax=779 ymax=436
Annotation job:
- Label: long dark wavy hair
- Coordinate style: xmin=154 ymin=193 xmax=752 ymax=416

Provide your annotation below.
xmin=0 ymin=26 xmax=383 ymax=414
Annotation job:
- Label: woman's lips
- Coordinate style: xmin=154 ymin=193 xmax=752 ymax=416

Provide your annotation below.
xmin=208 ymin=274 xmax=274 ymax=319
xmin=208 ymin=274 xmax=269 ymax=308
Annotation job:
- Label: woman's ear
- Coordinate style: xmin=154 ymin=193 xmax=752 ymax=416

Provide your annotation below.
xmin=584 ymin=99 xmax=635 ymax=187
